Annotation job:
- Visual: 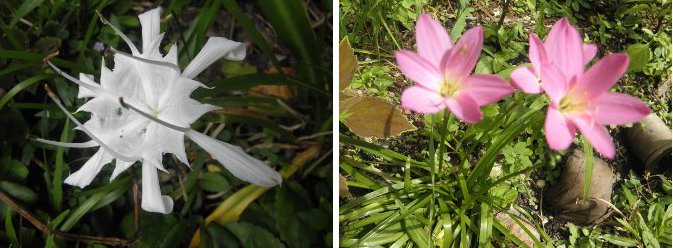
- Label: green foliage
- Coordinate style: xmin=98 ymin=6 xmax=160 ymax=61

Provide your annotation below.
xmin=340 ymin=0 xmax=426 ymax=50
xmin=612 ymin=172 xmax=672 ymax=247
xmin=566 ymin=223 xmax=606 ymax=247
xmin=348 ymin=64 xmax=395 ymax=96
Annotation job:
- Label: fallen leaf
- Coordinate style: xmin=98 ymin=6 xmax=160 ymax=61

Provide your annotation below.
xmin=339 ymin=38 xmax=357 ymax=92
xmin=339 ymin=174 xmax=351 ymax=198
xmin=341 ymin=96 xmax=416 ymax=138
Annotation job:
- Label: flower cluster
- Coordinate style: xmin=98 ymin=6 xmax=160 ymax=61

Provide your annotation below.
xmin=39 ymin=8 xmax=281 ymax=214
xmin=396 ymin=14 xmax=514 ymax=123
xmin=397 ymin=15 xmax=651 ymax=158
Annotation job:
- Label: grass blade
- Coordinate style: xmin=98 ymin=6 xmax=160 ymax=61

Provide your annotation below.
xmin=0 ymin=74 xmax=55 ymax=109
xmin=50 ymin=118 xmax=69 ymax=212
xmin=4 ymin=208 xmax=19 ymax=247
xmin=221 ymin=0 xmax=282 ymax=71
xmin=9 ymin=0 xmax=44 ymax=28
xmin=59 ymin=176 xmax=131 ymax=232
xmin=582 ymin=136 xmax=594 ymax=202
xmin=256 ymin=0 xmax=325 ymax=87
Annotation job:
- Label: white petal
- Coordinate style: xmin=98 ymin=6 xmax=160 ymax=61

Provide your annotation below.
xmin=141 ymin=133 xmax=169 ymax=173
xmin=140 ymin=162 xmax=173 ymax=214
xmin=47 ymin=61 xmax=111 ymax=98
xmin=142 ymin=32 xmax=165 ymax=59
xmin=138 ymin=7 xmax=162 ymax=54
xmin=160 ymin=99 xmax=219 ymax=127
xmin=145 ymin=123 xmax=189 ymax=166
xmin=64 ymin=150 xmax=113 ymax=188
xmin=110 ymin=160 xmax=134 ymax=181
xmin=77 ymin=73 xmax=97 ymax=98
xmin=181 ymin=37 xmax=246 ymax=79
xmin=164 ymin=43 xmax=178 ymax=65
xmin=185 ymin=129 xmax=282 ymax=187
xmin=49 ymin=89 xmax=138 ymax=162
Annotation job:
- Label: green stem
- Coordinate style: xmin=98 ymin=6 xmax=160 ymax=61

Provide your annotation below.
xmin=438 ymin=110 xmax=451 ymax=174
xmin=427 ymin=114 xmax=437 ymax=246
xmin=428 ymin=110 xmax=451 ymax=245
xmin=497 ymin=0 xmax=512 ymax=31
xmin=582 ymin=136 xmax=594 ymax=203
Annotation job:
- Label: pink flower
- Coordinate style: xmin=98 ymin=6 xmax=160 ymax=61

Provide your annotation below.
xmin=510 ymin=18 xmax=597 ymax=94
xmin=542 ymin=54 xmax=651 ymax=158
xmin=396 ymin=14 xmax=514 ymax=123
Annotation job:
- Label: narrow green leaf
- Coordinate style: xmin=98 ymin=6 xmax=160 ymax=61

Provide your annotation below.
xmin=221 ymin=0 xmax=282 ymax=71
xmin=5 ymin=208 xmax=19 ymax=247
xmin=478 ymin=203 xmax=493 ymax=247
xmin=49 ymin=209 xmax=71 ymax=230
xmin=601 ymin=234 xmax=638 ymax=247
xmin=339 ymin=134 xmax=425 ymax=168
xmin=355 ymin=195 xmax=432 ymax=247
xmin=9 ymin=0 xmax=44 ymax=28
xmin=0 ymin=180 xmax=38 ymax=203
xmin=0 ymin=74 xmax=55 ymax=110
xmin=51 ymin=118 xmax=70 ymax=212
xmin=194 ymin=73 xmax=328 ymax=98
xmin=180 ymin=0 xmax=221 ymax=61
xmin=79 ymin=0 xmax=111 ymax=56
xmin=450 ymin=8 xmax=471 ymax=42
xmin=204 ymin=113 xmax=295 ymax=140
xmin=468 ymin=97 xmax=546 ymax=185
xmin=0 ymin=49 xmax=96 ymax=74
xmin=60 ymin=176 xmax=131 ymax=231
xmin=60 ymin=192 xmax=106 ymax=232
xmin=582 ymin=136 xmax=594 ymax=202
xmin=0 ymin=63 xmax=35 ymax=77
xmin=256 ymin=0 xmax=325 ymax=87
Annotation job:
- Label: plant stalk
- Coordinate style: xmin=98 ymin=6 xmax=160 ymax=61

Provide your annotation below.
xmin=0 ymin=190 xmax=135 ymax=247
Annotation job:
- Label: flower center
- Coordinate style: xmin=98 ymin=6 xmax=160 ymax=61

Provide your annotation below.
xmin=149 ymin=107 xmax=161 ymax=117
xmin=440 ymin=80 xmax=460 ymax=97
xmin=559 ymin=96 xmax=588 ymax=113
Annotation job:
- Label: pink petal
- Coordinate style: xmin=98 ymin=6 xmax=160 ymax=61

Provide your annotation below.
xmin=462 ymin=74 xmax=514 ymax=105
xmin=544 ymin=106 xmax=576 ymax=151
xmin=416 ymin=13 xmax=452 ymax=68
xmin=396 ymin=50 xmax=443 ymax=91
xmin=544 ymin=18 xmax=584 ymax=80
xmin=510 ymin=66 xmax=542 ymax=94
xmin=529 ymin=33 xmax=548 ymax=74
xmin=540 ymin=64 xmax=568 ymax=105
xmin=447 ymin=92 xmax=482 ymax=123
xmin=583 ymin=44 xmax=597 ymax=65
xmin=594 ymin=93 xmax=651 ymax=125
xmin=441 ymin=26 xmax=483 ymax=79
xmin=400 ymin=86 xmax=445 ymax=113
xmin=570 ymin=114 xmax=615 ymax=158
xmin=574 ymin=53 xmax=629 ymax=100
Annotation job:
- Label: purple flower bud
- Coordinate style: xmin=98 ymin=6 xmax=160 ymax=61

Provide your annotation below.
xmin=93 ymin=42 xmax=105 ymax=52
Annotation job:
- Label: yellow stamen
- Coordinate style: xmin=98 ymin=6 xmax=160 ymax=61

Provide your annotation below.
xmin=440 ymin=80 xmax=460 ymax=97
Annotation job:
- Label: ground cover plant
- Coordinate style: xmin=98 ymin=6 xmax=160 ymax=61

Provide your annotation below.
xmin=0 ymin=0 xmax=332 ymax=247
xmin=339 ymin=0 xmax=672 ymax=247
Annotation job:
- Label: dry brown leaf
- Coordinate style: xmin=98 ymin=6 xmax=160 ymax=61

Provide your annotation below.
xmin=341 ymin=96 xmax=416 ymax=138
xmin=339 ymin=38 xmax=357 ymax=92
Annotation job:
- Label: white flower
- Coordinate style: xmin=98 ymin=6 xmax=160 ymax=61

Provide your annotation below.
xmin=37 ymin=8 xmax=282 ymax=214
